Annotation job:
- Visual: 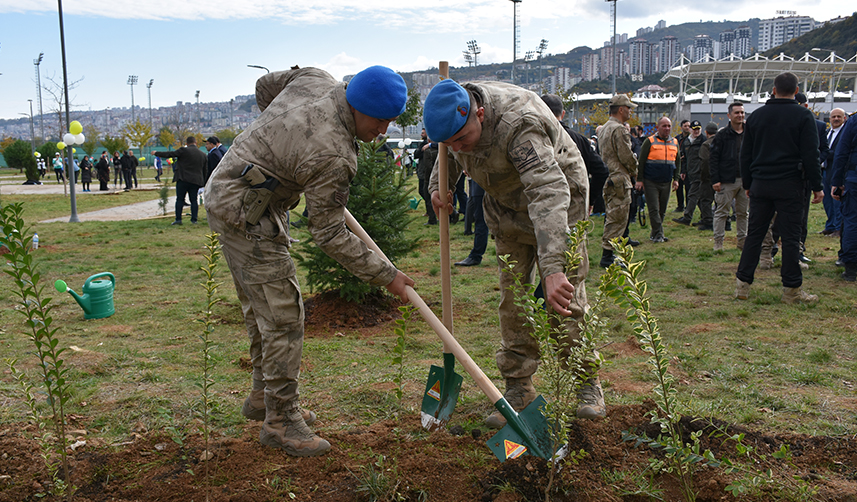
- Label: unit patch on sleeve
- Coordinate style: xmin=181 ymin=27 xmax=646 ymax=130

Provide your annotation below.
xmin=509 ymin=140 xmax=541 ymax=174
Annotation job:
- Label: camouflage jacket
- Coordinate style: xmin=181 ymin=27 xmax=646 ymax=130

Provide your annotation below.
xmin=428 ymin=81 xmax=588 ymax=279
xmin=597 ymin=116 xmax=637 ymax=181
xmin=204 ymin=67 xmax=397 ymax=287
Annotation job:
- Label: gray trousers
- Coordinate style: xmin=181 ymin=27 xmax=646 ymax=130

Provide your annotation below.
xmin=643 ymin=180 xmax=672 ymax=240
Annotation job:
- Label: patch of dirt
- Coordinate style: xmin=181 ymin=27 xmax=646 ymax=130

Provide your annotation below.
xmin=2 ymin=403 xmax=857 ymax=501
xmin=303 ymin=289 xmax=404 ymax=337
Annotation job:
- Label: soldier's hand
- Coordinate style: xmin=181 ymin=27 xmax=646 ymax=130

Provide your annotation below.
xmin=544 ymin=272 xmax=575 ymax=317
xmin=430 ymin=190 xmax=455 ymax=218
xmin=385 ymin=271 xmax=415 ymax=303
xmin=671 ymin=180 xmax=679 ymax=191
xmin=712 ymin=182 xmax=721 ymax=192
xmin=634 ymin=181 xmax=644 ymax=191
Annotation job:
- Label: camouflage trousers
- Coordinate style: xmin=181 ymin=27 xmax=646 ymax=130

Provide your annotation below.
xmin=209 ymin=214 xmax=304 ymax=413
xmin=493 ymin=193 xmax=590 ymax=380
xmin=601 ymin=175 xmax=632 ymax=250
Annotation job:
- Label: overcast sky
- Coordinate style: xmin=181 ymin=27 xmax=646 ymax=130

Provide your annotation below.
xmin=0 ymin=1 xmax=853 ymax=122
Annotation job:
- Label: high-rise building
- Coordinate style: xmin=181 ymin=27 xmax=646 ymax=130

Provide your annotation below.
xmin=655 ymin=20 xmax=666 ymax=30
xmin=629 ymin=38 xmax=650 ymax=75
xmin=735 ymin=25 xmax=753 ymax=57
xmin=549 ymin=67 xmax=575 ymax=93
xmin=758 ymin=15 xmax=816 ymax=52
xmin=659 ymin=35 xmax=681 ymax=72
xmin=618 ymin=49 xmax=629 ymax=77
xmin=693 ymin=35 xmax=714 ymax=62
xmin=582 ymin=53 xmax=600 ymax=81
xmin=600 ymin=46 xmax=616 ymax=78
xmin=719 ymin=29 xmax=736 ymax=58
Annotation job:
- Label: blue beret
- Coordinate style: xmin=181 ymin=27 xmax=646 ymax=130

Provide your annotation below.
xmin=346 ymin=66 xmax=407 ymax=119
xmin=423 ymin=79 xmax=470 ymax=143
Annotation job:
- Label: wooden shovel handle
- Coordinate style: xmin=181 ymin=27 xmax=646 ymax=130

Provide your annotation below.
xmin=343 ymin=209 xmax=502 ymax=403
xmin=438 ymin=61 xmax=453 ymax=353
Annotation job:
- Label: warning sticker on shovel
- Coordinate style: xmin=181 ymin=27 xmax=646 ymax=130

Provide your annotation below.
xmin=504 ymin=440 xmax=527 ymax=460
xmin=426 ymin=381 xmax=441 ymax=401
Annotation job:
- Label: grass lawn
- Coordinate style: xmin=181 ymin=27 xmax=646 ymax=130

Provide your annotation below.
xmin=1 ymin=175 xmax=855 ymax=446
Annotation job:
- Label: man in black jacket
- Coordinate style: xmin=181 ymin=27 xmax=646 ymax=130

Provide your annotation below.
xmin=154 ymin=136 xmax=208 ymax=225
xmin=119 ymin=150 xmax=138 ymax=192
xmin=710 ymin=103 xmax=748 ymax=251
xmin=205 ymin=136 xmax=227 ymax=185
xmin=735 ymin=72 xmax=823 ymax=304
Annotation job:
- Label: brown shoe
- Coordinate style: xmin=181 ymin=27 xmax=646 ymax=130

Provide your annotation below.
xmin=485 ymin=377 xmax=537 ymax=429
xmin=576 ymin=377 xmax=606 ymax=419
xmin=782 ymin=287 xmax=818 ymax=305
xmin=735 ymin=278 xmax=751 ymax=300
xmin=260 ymin=408 xmax=330 ymax=457
xmin=242 ymin=389 xmax=316 ymax=425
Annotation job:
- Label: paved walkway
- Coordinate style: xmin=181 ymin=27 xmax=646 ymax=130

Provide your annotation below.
xmin=1 ymin=180 xmax=180 ymax=223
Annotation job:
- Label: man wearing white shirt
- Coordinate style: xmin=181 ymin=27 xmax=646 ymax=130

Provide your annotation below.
xmin=822 ymin=108 xmax=848 ymax=236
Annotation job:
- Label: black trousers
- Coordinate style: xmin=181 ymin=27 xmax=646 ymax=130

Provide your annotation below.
xmin=123 ymin=169 xmax=133 ymax=190
xmin=175 ymin=180 xmax=202 ymax=222
xmin=737 ymin=177 xmax=805 ymax=288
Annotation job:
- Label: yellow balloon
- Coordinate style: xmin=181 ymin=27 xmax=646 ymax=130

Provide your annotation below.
xmin=69 ymin=121 xmax=83 ymax=135
xmin=57 ymin=142 xmax=66 ymax=149
xmin=138 ymin=157 xmax=145 ymax=162
xmin=72 ymin=148 xmax=77 ymax=153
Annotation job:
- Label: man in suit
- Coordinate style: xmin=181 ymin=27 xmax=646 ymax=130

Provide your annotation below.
xmin=154 ymin=136 xmax=209 ymax=225
xmin=822 ymin=108 xmax=848 ymax=236
xmin=204 ymin=136 xmax=227 ymax=185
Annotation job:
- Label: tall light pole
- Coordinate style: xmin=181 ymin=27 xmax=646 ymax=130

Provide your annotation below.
xmin=195 ymin=90 xmax=201 ymax=131
xmin=26 ymin=100 xmax=36 ymax=153
xmin=34 ymin=52 xmax=45 ymax=142
xmin=127 ymin=75 xmax=138 ymax=123
xmin=524 ymin=51 xmax=535 ymax=85
xmin=467 ymin=40 xmax=481 ymax=67
xmin=247 ymin=64 xmax=269 ymax=73
xmin=146 ymin=79 xmax=154 ymax=127
xmin=510 ymin=0 xmax=521 ymax=84
xmin=605 ymin=0 xmax=618 ymax=94
xmin=811 ymin=47 xmax=841 ymax=113
xmin=58 ymin=0 xmax=80 ymax=223
xmin=537 ymin=39 xmax=548 ymax=85
xmin=229 ymin=98 xmax=234 ymax=129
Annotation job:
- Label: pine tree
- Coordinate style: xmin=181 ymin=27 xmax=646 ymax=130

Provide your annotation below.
xmin=293 ymin=139 xmax=418 ymax=303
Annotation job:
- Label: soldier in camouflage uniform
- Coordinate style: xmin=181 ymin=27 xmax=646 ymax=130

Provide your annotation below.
xmin=423 ymin=79 xmax=604 ymax=428
xmin=597 ymin=94 xmax=640 ymax=267
xmin=204 ymin=66 xmax=414 ymax=457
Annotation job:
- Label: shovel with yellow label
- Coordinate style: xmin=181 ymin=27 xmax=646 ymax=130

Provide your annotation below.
xmin=344 ymin=209 xmax=557 ymax=462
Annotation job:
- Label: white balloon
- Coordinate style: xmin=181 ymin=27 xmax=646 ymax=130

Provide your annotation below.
xmin=75 ymin=133 xmax=85 ymax=144
xmin=398 ymin=141 xmax=406 ymax=148
xmin=63 ymin=133 xmax=75 ymax=145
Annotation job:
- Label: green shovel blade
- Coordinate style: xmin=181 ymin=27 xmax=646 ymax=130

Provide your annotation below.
xmin=420 ymin=354 xmax=463 ymax=429
xmin=486 ymin=395 xmax=557 ymax=462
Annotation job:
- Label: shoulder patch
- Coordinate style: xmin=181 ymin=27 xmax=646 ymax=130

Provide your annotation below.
xmin=334 ymin=189 xmax=349 ymax=207
xmin=509 ymin=140 xmax=542 ymax=174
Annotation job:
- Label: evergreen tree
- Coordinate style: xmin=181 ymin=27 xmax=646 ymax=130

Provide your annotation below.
xmin=293 ymin=139 xmax=418 ymax=303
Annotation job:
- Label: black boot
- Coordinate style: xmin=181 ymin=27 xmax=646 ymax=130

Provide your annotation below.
xmin=842 ymin=264 xmax=857 ymax=282
xmin=599 ymin=249 xmax=614 ymax=268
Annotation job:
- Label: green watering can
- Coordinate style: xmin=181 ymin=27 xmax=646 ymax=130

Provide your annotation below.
xmin=55 ymin=272 xmax=116 ymax=320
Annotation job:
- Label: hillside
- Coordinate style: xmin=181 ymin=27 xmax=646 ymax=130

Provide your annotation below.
xmin=762 ymin=12 xmax=857 ymax=60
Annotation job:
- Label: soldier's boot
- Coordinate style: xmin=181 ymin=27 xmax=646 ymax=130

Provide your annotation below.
xmin=485 ymin=377 xmax=537 ymax=429
xmin=259 ymin=407 xmax=330 ymax=457
xmin=599 ymin=249 xmax=615 ymax=268
xmin=735 ymin=278 xmax=751 ymax=300
xmin=242 ymin=389 xmax=316 ymax=425
xmin=759 ymin=256 xmax=774 ymax=270
xmin=576 ymin=377 xmax=607 ymax=420
xmin=713 ymin=239 xmax=724 ymax=252
xmin=782 ymin=287 xmax=818 ymax=305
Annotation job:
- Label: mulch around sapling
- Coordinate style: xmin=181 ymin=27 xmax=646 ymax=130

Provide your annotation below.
xmin=3 ymin=293 xmax=857 ymax=501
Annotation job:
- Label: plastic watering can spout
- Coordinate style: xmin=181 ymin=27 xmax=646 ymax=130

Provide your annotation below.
xmin=55 ymin=279 xmax=91 ymax=313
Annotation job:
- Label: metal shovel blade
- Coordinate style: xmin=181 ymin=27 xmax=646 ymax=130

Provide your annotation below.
xmin=420 ymin=353 xmax=463 ymax=429
xmin=486 ymin=395 xmax=558 ymax=462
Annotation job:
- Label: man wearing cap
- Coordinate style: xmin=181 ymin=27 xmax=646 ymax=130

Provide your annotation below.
xmin=423 ymin=78 xmax=602 ymax=428
xmin=597 ymin=94 xmax=640 ymax=267
xmin=674 ymin=120 xmax=707 ymax=227
xmin=636 ymin=117 xmax=681 ymax=243
xmin=675 ymin=120 xmax=691 ymax=213
xmin=204 ymin=66 xmax=415 ymax=457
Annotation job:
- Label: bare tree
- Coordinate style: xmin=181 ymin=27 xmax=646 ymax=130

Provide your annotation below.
xmin=40 ymin=72 xmax=86 ymax=139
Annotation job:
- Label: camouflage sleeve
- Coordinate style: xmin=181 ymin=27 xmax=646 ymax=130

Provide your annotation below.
xmin=296 ymin=156 xmax=399 ymax=287
xmin=615 ymin=128 xmax=638 ymax=178
xmin=507 ymin=120 xmax=572 ymax=279
xmin=427 ymin=148 xmax=462 ymax=195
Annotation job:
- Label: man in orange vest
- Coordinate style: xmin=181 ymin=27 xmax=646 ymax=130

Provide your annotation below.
xmin=635 ymin=117 xmax=681 ymax=242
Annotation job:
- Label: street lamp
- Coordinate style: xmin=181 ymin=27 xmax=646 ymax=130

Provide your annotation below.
xmin=58 ymin=0 xmax=80 ymax=223
xmin=524 ymin=51 xmax=535 ymax=85
xmin=510 ymin=0 xmax=522 ymax=84
xmin=127 ymin=75 xmax=138 ymax=123
xmin=463 ymin=51 xmax=474 ymax=67
xmin=229 ymin=98 xmax=234 ymax=129
xmin=247 ymin=64 xmax=270 ymax=73
xmin=26 ymin=100 xmax=36 ymax=153
xmin=605 ymin=0 xmax=618 ymax=94
xmin=536 ymin=39 xmax=548 ymax=85
xmin=467 ymin=40 xmax=481 ymax=67
xmin=146 ymin=79 xmax=154 ymax=127
xmin=34 ymin=52 xmax=45 ymax=142
xmin=811 ymin=48 xmax=841 ymax=112
xmin=195 ymin=90 xmax=201 ymax=131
